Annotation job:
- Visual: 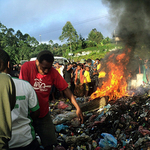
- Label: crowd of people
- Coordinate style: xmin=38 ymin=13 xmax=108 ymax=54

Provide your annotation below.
xmin=2 ymin=47 xmax=150 ymax=150
xmin=49 ymin=58 xmax=103 ymax=101
xmin=2 ymin=49 xmax=101 ymax=150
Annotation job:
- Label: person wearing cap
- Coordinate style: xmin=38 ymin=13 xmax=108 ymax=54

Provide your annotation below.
xmin=19 ymin=50 xmax=84 ymax=150
xmin=80 ymin=59 xmax=86 ymax=69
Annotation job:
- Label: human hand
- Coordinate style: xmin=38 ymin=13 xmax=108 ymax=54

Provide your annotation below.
xmin=76 ymin=108 xmax=84 ymax=124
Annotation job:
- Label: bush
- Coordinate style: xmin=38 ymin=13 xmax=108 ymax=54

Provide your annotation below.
xmin=86 ymin=41 xmax=97 ymax=47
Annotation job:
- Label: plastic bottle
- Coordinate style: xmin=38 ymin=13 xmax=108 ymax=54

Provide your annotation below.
xmin=134 ymin=138 xmax=143 ymax=147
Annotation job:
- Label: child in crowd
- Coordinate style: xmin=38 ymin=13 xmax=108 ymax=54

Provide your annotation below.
xmin=83 ymin=65 xmax=91 ymax=97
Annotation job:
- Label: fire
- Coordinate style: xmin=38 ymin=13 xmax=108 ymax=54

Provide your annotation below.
xmin=90 ymin=48 xmax=131 ymax=101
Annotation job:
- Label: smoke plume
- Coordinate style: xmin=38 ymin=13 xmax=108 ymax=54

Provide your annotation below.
xmin=102 ymin=0 xmax=150 ymax=49
xmin=96 ymin=0 xmax=150 ymax=92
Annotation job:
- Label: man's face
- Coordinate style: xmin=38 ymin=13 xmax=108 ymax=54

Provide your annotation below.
xmin=85 ymin=66 xmax=90 ymax=71
xmin=36 ymin=59 xmax=53 ymax=75
xmin=69 ymin=64 xmax=73 ymax=68
xmin=73 ymin=64 xmax=76 ymax=68
xmin=77 ymin=65 xmax=81 ymax=70
xmin=88 ymin=63 xmax=92 ymax=66
xmin=96 ymin=60 xmax=99 ymax=64
xmin=55 ymin=63 xmax=59 ymax=68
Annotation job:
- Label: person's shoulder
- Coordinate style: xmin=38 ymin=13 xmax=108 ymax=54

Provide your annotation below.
xmin=0 ymin=73 xmax=9 ymax=78
xmin=0 ymin=73 xmax=14 ymax=85
xmin=12 ymin=77 xmax=31 ymax=85
xmin=22 ymin=61 xmax=35 ymax=68
xmin=0 ymin=73 xmax=12 ymax=80
xmin=50 ymin=67 xmax=58 ymax=72
xmin=85 ymin=70 xmax=89 ymax=74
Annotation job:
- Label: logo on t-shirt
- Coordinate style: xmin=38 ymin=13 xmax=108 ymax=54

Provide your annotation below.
xmin=33 ymin=78 xmax=51 ymax=91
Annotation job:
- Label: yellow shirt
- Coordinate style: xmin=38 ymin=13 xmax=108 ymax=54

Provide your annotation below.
xmin=56 ymin=68 xmax=61 ymax=74
xmin=97 ymin=63 xmax=101 ymax=70
xmin=84 ymin=70 xmax=91 ymax=83
xmin=97 ymin=63 xmax=106 ymax=78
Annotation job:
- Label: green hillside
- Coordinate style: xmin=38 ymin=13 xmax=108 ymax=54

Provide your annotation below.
xmin=69 ymin=43 xmax=120 ymax=62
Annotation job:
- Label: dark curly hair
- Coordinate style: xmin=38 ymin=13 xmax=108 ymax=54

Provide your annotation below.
xmin=37 ymin=50 xmax=54 ymax=63
xmin=0 ymin=48 xmax=10 ymax=72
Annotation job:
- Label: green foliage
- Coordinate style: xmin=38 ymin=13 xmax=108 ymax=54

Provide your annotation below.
xmin=0 ymin=22 xmax=39 ymax=64
xmin=86 ymin=40 xmax=97 ymax=47
xmin=102 ymin=37 xmax=111 ymax=44
xmin=59 ymin=21 xmax=79 ymax=53
xmin=88 ymin=28 xmax=103 ymax=44
xmin=0 ymin=22 xmax=115 ymax=65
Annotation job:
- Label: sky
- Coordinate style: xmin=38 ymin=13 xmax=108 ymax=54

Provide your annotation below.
xmin=0 ymin=0 xmax=115 ymax=45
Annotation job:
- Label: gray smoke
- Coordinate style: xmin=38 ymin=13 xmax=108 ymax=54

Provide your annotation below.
xmin=96 ymin=0 xmax=150 ymax=92
xmin=102 ymin=0 xmax=150 ymax=53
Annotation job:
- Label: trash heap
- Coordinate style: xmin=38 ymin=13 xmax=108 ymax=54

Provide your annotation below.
xmin=50 ymin=92 xmax=150 ymax=150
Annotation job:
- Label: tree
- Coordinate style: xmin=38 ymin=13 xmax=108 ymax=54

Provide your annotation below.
xmin=79 ymin=34 xmax=87 ymax=49
xmin=49 ymin=40 xmax=53 ymax=45
xmin=102 ymin=37 xmax=111 ymax=44
xmin=88 ymin=28 xmax=103 ymax=44
xmin=59 ymin=21 xmax=78 ymax=53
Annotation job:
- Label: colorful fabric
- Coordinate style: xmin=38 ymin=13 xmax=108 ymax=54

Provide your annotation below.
xmin=19 ymin=61 xmax=68 ymax=118
xmin=75 ymin=68 xmax=84 ymax=84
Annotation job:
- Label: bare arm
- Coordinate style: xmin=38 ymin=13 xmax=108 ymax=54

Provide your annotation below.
xmin=63 ymin=87 xmax=84 ymax=123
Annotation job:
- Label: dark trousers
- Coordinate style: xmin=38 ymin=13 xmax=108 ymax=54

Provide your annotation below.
xmin=33 ymin=113 xmax=57 ymax=148
xmin=9 ymin=139 xmax=41 ymax=150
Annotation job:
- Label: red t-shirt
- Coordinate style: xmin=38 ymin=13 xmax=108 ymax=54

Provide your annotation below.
xmin=19 ymin=61 xmax=68 ymax=118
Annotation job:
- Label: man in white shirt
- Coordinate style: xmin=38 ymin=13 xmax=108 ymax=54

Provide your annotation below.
xmin=8 ymin=77 xmax=41 ymax=150
xmin=0 ymin=49 xmax=41 ymax=150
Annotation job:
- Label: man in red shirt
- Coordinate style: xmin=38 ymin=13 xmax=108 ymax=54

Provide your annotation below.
xmin=19 ymin=50 xmax=83 ymax=150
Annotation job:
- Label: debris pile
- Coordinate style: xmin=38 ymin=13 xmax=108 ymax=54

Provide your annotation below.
xmin=50 ymin=91 xmax=150 ymax=150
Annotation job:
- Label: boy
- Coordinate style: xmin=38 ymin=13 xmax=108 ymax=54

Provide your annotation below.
xmin=83 ymin=65 xmax=91 ymax=97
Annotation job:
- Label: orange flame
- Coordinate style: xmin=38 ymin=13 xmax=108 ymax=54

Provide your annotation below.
xmin=90 ymin=48 xmax=131 ymax=101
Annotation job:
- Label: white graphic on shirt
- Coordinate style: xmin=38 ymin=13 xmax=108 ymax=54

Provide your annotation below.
xmin=33 ymin=78 xmax=51 ymax=91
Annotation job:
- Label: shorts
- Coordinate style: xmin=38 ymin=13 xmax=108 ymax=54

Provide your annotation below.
xmin=33 ymin=113 xmax=57 ymax=148
xmin=84 ymin=83 xmax=89 ymax=91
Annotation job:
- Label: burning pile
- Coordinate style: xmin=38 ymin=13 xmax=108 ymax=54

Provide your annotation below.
xmin=91 ymin=0 xmax=150 ymax=101
xmin=91 ymin=48 xmax=133 ymax=101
